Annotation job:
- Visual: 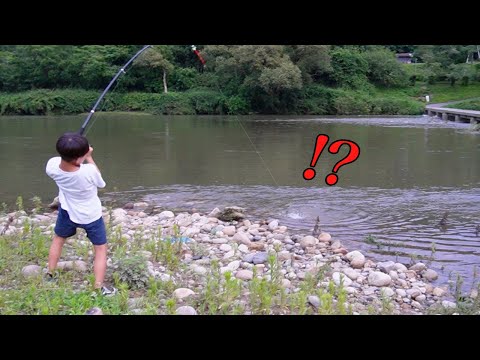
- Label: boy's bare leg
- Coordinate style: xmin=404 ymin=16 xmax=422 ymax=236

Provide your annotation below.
xmin=48 ymin=235 xmax=66 ymax=273
xmin=93 ymin=244 xmax=107 ymax=289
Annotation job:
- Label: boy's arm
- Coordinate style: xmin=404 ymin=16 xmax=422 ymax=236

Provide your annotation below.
xmin=84 ymin=146 xmax=101 ymax=172
xmin=85 ymin=147 xmax=106 ymax=188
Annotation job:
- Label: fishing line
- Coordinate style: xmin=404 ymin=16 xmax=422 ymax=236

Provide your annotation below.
xmin=234 ymin=117 xmax=280 ymax=186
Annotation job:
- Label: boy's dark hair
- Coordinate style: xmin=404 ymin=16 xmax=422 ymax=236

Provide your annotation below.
xmin=56 ymin=132 xmax=89 ymax=162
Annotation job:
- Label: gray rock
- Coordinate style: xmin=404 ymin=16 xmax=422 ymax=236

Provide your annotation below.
xmin=217 ymin=207 xmax=246 ymax=221
xmin=407 ymin=288 xmax=422 ymax=299
xmin=243 ymin=252 xmax=268 ymax=264
xmin=342 ymin=268 xmax=359 ymax=280
xmin=394 ymin=263 xmax=408 ymax=272
xmin=308 ymin=295 xmax=320 ymax=308
xmin=190 ymin=265 xmax=207 ymax=275
xmin=238 ymin=244 xmax=249 ymax=253
xmin=232 ymin=232 xmax=251 ymax=245
xmin=345 ymin=287 xmax=357 ymax=294
xmin=222 ymin=226 xmax=236 ymax=236
xmin=219 ymin=244 xmax=232 ymax=252
xmin=85 ymin=307 xmax=103 ymax=315
xmin=409 ymin=263 xmax=427 ymax=272
xmin=470 ymin=289 xmax=478 ymax=299
xmin=377 ymin=261 xmax=396 ymax=273
xmin=112 ymin=208 xmax=127 ymax=225
xmin=318 ymin=232 xmax=331 ymax=242
xmin=57 ymin=260 xmax=88 ymax=272
xmin=380 ymin=287 xmax=395 ymax=297
xmin=411 ymin=301 xmax=423 ymax=310
xmin=268 ymin=220 xmax=279 ymax=231
xmin=331 ymin=240 xmax=342 ymax=250
xmin=223 ymin=250 xmax=235 ymax=260
xmin=346 ymin=251 xmax=366 ymax=269
xmin=332 ymin=272 xmax=353 ymax=287
xmin=442 ymin=300 xmax=457 ymax=309
xmin=368 ymin=271 xmax=392 ymax=287
xmin=227 ymin=260 xmax=241 ymax=271
xmin=415 ymin=294 xmax=426 ymax=303
xmin=422 ymin=269 xmax=438 ymax=281
xmin=278 ymin=251 xmax=291 ymax=261
xmin=388 ymin=270 xmax=399 ymax=281
xmin=173 ymin=288 xmax=195 ymax=300
xmin=433 ymin=287 xmax=446 ymax=297
xmin=176 ymin=306 xmax=197 ymax=315
xmin=300 ymin=236 xmax=316 ymax=249
xmin=235 ymin=270 xmax=253 ymax=280
xmin=21 ymin=265 xmax=42 ymax=278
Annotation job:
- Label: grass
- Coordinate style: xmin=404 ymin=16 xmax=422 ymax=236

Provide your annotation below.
xmin=427 ymin=273 xmax=480 ymax=315
xmin=372 ymin=81 xmax=480 ymax=104
xmin=446 ymin=99 xmax=480 ymax=111
xmin=2 ymin=200 xmax=476 ymax=315
xmin=424 ymin=82 xmax=480 ymax=103
xmin=0 ymin=221 xmax=371 ymax=315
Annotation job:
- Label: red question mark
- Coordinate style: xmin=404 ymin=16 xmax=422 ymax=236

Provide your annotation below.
xmin=325 ymin=140 xmax=360 ymax=186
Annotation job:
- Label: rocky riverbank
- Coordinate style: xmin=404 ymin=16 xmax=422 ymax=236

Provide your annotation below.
xmin=0 ymin=201 xmax=470 ymax=315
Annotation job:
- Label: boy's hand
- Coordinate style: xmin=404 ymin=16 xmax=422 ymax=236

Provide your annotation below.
xmin=84 ymin=146 xmax=101 ymax=173
xmin=86 ymin=146 xmax=94 ymax=159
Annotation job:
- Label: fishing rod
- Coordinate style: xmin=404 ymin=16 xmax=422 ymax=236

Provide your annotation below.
xmin=79 ymin=45 xmax=152 ymax=135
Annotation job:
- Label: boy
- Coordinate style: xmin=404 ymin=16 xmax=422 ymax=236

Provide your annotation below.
xmin=46 ymin=132 xmax=115 ymax=295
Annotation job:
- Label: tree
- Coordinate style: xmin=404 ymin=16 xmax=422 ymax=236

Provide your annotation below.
xmin=362 ymin=49 xmax=408 ymax=87
xmin=386 ymin=45 xmax=416 ymax=53
xmin=286 ymin=45 xmax=332 ymax=84
xmin=447 ymin=64 xmax=476 ymax=86
xmin=416 ymin=45 xmax=476 ymax=67
xmin=329 ymin=48 xmax=369 ymax=89
xmin=135 ymin=46 xmax=174 ymax=93
xmin=203 ymin=45 xmax=303 ymax=113
xmin=7 ymin=45 xmax=76 ymax=90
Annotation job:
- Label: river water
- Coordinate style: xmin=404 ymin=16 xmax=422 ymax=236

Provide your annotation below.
xmin=0 ymin=113 xmax=479 ymax=288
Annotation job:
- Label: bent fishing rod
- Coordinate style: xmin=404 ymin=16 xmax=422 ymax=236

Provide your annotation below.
xmin=79 ymin=45 xmax=152 ymax=135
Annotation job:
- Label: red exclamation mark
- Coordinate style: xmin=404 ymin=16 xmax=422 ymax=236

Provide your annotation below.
xmin=303 ymin=134 xmax=330 ymax=180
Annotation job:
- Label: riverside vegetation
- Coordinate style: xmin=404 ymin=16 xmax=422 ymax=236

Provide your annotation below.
xmin=1 ymin=196 xmax=478 ymax=315
xmin=1 ymin=45 xmax=480 ymax=117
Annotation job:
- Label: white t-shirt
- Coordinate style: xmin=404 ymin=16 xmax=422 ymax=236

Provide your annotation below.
xmin=46 ymin=156 xmax=106 ymax=224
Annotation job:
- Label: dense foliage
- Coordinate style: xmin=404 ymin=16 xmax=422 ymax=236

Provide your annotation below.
xmin=0 ymin=45 xmax=478 ymax=115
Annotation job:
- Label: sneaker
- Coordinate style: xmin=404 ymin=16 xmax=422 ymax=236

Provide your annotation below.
xmin=44 ymin=272 xmax=58 ymax=283
xmin=100 ymin=286 xmax=118 ymax=297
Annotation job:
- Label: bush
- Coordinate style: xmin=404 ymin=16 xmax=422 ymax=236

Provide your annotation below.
xmin=151 ymin=92 xmax=195 ymax=115
xmin=370 ymin=98 xmax=424 ymax=115
xmin=170 ymin=68 xmax=200 ymax=91
xmin=120 ymin=92 xmax=164 ymax=111
xmin=297 ymin=85 xmax=336 ymax=114
xmin=186 ymin=89 xmax=225 ymax=114
xmin=0 ymin=89 xmax=101 ymax=115
xmin=333 ymin=90 xmax=372 ymax=115
xmin=115 ymin=255 xmax=150 ymax=290
xmin=224 ymin=95 xmax=249 ymax=115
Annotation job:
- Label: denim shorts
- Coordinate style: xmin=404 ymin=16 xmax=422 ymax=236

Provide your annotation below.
xmin=54 ymin=207 xmax=107 ymax=246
